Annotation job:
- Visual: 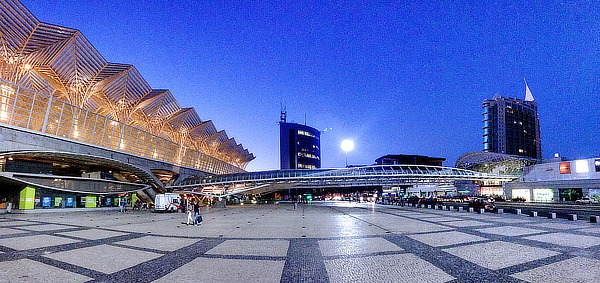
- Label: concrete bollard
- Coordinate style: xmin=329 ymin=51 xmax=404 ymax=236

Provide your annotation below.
xmin=427 ymin=205 xmax=432 ymax=209
xmin=468 ymin=207 xmax=474 ymax=213
xmin=496 ymin=208 xmax=503 ymax=214
xmin=442 ymin=205 xmax=447 ymax=210
xmin=479 ymin=208 xmax=485 ymax=214
xmin=516 ymin=209 xmax=522 ymax=215
xmin=590 ymin=216 xmax=599 ymax=223
xmin=530 ymin=211 xmax=538 ymax=217
xmin=458 ymin=207 xmax=464 ymax=212
xmin=568 ymin=214 xmax=578 ymax=221
xmin=550 ymin=213 xmax=556 ymax=219
xmin=449 ymin=206 xmax=455 ymax=211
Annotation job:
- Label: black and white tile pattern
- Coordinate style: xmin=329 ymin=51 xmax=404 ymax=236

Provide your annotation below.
xmin=1 ymin=202 xmax=600 ymax=282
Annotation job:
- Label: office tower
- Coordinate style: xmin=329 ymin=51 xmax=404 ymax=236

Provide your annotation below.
xmin=483 ymin=83 xmax=541 ymax=159
xmin=279 ymin=112 xmax=321 ymax=169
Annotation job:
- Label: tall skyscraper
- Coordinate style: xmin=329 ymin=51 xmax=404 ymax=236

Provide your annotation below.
xmin=482 ymin=82 xmax=541 ymax=159
xmin=279 ymin=111 xmax=321 ymax=169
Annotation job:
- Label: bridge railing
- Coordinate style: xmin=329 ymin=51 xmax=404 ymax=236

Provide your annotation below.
xmin=173 ymin=165 xmax=516 ymax=189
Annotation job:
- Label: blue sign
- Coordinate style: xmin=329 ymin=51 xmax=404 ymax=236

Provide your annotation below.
xmin=42 ymin=197 xmax=51 ymax=207
xmin=106 ymin=198 xmax=112 ymax=206
xmin=66 ymin=197 xmax=74 ymax=207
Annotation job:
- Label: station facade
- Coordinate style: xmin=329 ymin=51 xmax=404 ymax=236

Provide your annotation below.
xmin=0 ymin=0 xmax=254 ymax=211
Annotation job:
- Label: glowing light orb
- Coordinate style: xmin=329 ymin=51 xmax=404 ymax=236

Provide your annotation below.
xmin=341 ymin=140 xmax=354 ymax=152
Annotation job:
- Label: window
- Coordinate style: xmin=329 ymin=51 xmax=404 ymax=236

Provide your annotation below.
xmin=297 ymin=130 xmax=316 ymax=138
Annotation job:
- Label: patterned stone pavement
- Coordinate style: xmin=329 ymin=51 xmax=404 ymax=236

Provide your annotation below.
xmin=1 ymin=201 xmax=600 ymax=282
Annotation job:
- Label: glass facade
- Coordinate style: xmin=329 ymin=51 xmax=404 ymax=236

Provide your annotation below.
xmin=280 ymin=122 xmax=321 ymax=170
xmin=0 ymin=80 xmax=242 ymax=175
xmin=482 ymin=95 xmax=541 ymax=159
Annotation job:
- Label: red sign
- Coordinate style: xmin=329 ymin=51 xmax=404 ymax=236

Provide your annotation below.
xmin=559 ymin=162 xmax=571 ymax=174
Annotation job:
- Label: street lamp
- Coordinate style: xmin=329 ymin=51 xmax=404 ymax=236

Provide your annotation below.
xmin=341 ymin=139 xmax=354 ymax=167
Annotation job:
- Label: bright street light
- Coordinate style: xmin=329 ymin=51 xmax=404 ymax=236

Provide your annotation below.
xmin=341 ymin=140 xmax=354 ymax=152
xmin=341 ymin=139 xmax=354 ymax=167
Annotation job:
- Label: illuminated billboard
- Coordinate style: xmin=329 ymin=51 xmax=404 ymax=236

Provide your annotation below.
xmin=512 ymin=189 xmax=531 ymax=202
xmin=575 ymin=160 xmax=589 ymax=173
xmin=559 ymin=162 xmax=571 ymax=174
xmin=533 ymin=189 xmax=553 ymax=202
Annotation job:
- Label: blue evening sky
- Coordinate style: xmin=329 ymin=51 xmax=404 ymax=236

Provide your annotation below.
xmin=22 ymin=0 xmax=600 ymax=171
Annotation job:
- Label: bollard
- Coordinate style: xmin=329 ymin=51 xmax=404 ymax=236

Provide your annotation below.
xmin=568 ymin=214 xmax=578 ymax=221
xmin=479 ymin=208 xmax=485 ymax=214
xmin=427 ymin=205 xmax=431 ymax=209
xmin=496 ymin=208 xmax=503 ymax=214
xmin=516 ymin=209 xmax=522 ymax=215
xmin=550 ymin=213 xmax=556 ymax=219
xmin=468 ymin=207 xmax=474 ymax=213
xmin=590 ymin=216 xmax=600 ymax=223
xmin=449 ymin=206 xmax=455 ymax=211
xmin=530 ymin=211 xmax=538 ymax=217
xmin=458 ymin=207 xmax=464 ymax=212
xmin=442 ymin=205 xmax=447 ymax=210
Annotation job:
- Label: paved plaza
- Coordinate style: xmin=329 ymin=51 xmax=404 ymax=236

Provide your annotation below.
xmin=1 ymin=202 xmax=600 ymax=282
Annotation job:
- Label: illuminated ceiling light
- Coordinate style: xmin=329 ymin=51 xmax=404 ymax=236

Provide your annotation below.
xmin=23 ymin=63 xmax=31 ymax=70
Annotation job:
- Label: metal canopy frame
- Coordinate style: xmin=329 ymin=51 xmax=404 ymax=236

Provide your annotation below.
xmin=0 ymin=0 xmax=254 ymax=170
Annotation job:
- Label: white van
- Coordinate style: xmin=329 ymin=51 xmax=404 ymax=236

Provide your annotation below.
xmin=154 ymin=193 xmax=182 ymax=212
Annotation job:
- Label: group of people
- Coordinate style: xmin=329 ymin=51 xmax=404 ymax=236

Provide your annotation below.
xmin=186 ymin=201 xmax=202 ymax=226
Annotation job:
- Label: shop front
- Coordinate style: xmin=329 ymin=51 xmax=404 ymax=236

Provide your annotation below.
xmin=559 ymin=188 xmax=582 ymax=202
xmin=512 ymin=189 xmax=531 ymax=202
xmin=16 ymin=185 xmax=126 ymax=210
xmin=532 ymin=188 xmax=554 ymax=202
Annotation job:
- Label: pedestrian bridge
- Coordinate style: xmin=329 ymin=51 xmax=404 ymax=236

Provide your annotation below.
xmin=168 ymin=165 xmax=517 ymax=197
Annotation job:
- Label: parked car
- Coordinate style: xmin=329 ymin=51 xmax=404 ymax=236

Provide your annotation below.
xmin=575 ymin=196 xmax=599 ymax=204
xmin=468 ymin=197 xmax=496 ymax=211
xmin=421 ymin=197 xmax=439 ymax=206
xmin=512 ymin=197 xmax=526 ymax=202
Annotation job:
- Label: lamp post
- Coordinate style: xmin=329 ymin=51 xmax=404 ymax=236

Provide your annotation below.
xmin=341 ymin=139 xmax=354 ymax=167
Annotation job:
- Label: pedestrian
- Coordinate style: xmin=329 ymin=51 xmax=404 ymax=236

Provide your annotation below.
xmin=186 ymin=202 xmax=194 ymax=226
xmin=121 ymin=197 xmax=127 ymax=212
xmin=194 ymin=201 xmax=201 ymax=226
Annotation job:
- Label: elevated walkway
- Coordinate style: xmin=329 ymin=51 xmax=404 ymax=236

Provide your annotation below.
xmin=169 ymin=165 xmax=517 ymax=197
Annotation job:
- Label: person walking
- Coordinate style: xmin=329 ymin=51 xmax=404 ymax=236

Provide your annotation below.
xmin=186 ymin=202 xmax=194 ymax=226
xmin=193 ymin=201 xmax=201 ymax=226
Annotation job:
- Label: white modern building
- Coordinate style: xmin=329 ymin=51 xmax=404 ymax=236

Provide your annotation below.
xmin=504 ymin=157 xmax=600 ymax=202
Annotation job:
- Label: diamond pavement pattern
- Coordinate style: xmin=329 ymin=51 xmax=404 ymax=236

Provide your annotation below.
xmin=0 ymin=202 xmax=599 ymax=282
